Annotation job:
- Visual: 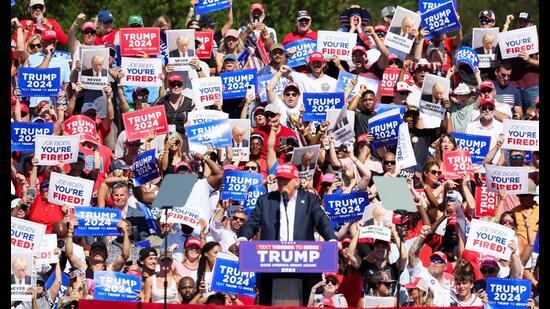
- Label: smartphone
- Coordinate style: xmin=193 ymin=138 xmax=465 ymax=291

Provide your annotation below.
xmin=27 ymin=188 xmax=36 ymax=200
xmin=279 ymin=137 xmax=287 ymax=147
xmin=253 ymin=17 xmax=259 ymax=23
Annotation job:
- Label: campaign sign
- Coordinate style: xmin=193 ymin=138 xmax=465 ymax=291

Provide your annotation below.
xmin=45 ymin=271 xmax=69 ymax=309
xmin=335 ymin=70 xmax=380 ymax=97
xmin=48 ymin=172 xmax=95 ymax=208
xmin=122 ymin=105 xmax=168 ymax=142
xmin=187 ymin=118 xmax=232 ymax=152
xmin=243 ymin=184 xmax=267 ymax=216
xmin=324 ymin=192 xmax=369 ymax=224
xmin=221 ymin=69 xmax=257 ymax=99
xmin=485 ymin=165 xmax=529 ymax=194
xmin=502 ymin=119 xmax=539 ymax=151
xmin=119 ymin=27 xmax=161 ymax=56
xmin=212 ymin=254 xmax=256 ymax=297
xmin=442 ymin=149 xmax=473 ymax=180
xmin=303 ymin=92 xmax=345 ymax=121
xmin=131 ymin=149 xmax=160 ymax=186
xmin=63 ymin=115 xmax=97 ymax=138
xmin=94 ymin=271 xmax=141 ymax=302
xmin=359 ymin=225 xmax=392 ymax=242
xmin=11 ymin=122 xmax=54 ymax=151
xmin=418 ymin=0 xmax=457 ymax=14
xmin=120 ymin=57 xmax=163 ymax=87
xmin=465 ymin=219 xmax=515 ymax=260
xmin=35 ymin=134 xmax=79 ymax=165
xmin=221 ymin=170 xmax=263 ymax=202
xmin=285 ymin=39 xmax=317 ymax=67
xmin=187 ymin=110 xmax=228 ymax=125
xmin=194 ymin=0 xmax=231 ymax=15
xmin=258 ymin=73 xmax=288 ymax=103
xmin=35 ymin=234 xmax=58 ymax=265
xmin=498 ymin=26 xmax=538 ymax=59
xmin=18 ymin=67 xmax=61 ymax=97
xmin=74 ymin=207 xmax=121 ymax=236
xmin=162 ymin=207 xmax=201 ymax=231
xmin=317 ymin=31 xmax=357 ymax=61
xmin=192 ymin=76 xmax=223 ymax=108
xmin=533 ymin=229 xmax=539 ymax=254
xmin=384 ymin=6 xmax=421 ymax=59
xmin=195 ymin=31 xmax=214 ymax=59
xmin=451 ymin=132 xmax=491 ymax=164
xmin=475 ymin=184 xmax=498 ymax=218
xmin=379 ymin=67 xmax=413 ymax=97
xmin=368 ymin=109 xmax=402 ymax=147
xmin=454 ymin=46 xmax=480 ymax=72
xmin=375 ymin=104 xmax=407 ymax=115
xmin=396 ymin=122 xmax=417 ymax=169
xmin=239 ymin=241 xmax=338 ymax=273
xmin=421 ymin=1 xmax=461 ymax=38
xmin=11 ymin=217 xmax=46 ymax=254
xmin=486 ymin=277 xmax=531 ymax=308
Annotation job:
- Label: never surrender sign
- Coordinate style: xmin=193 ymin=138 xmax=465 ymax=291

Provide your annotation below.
xmin=192 ymin=76 xmax=223 ymax=108
xmin=285 ymin=39 xmax=317 ymax=68
xmin=18 ymin=67 xmax=61 ymax=97
xmin=239 ymin=241 xmax=338 ymax=273
xmin=487 ymin=278 xmax=531 ymax=308
xmin=498 ymin=26 xmax=538 ymax=60
xmin=475 ymin=184 xmax=498 ymax=218
xmin=194 ymin=0 xmax=231 ymax=15
xmin=94 ymin=271 xmax=141 ymax=302
xmin=120 ymin=57 xmax=163 ymax=87
xmin=324 ymin=192 xmax=369 ymax=224
xmin=502 ymin=119 xmax=539 ymax=151
xmin=420 ymin=1 xmax=461 ymax=38
xmin=221 ymin=170 xmax=263 ymax=202
xmin=119 ymin=27 xmax=160 ymax=56
xmin=359 ymin=225 xmax=392 ymax=242
xmin=368 ymin=109 xmax=402 ymax=147
xmin=212 ymin=254 xmax=256 ymax=298
xmin=221 ymin=69 xmax=257 ymax=99
xmin=465 ymin=219 xmax=515 ymax=260
xmin=485 ymin=165 xmax=529 ymax=194
xmin=131 ymin=149 xmax=160 ymax=186
xmin=74 ymin=207 xmax=122 ymax=236
xmin=451 ymin=132 xmax=491 ymax=164
xmin=442 ymin=149 xmax=473 ymax=180
xmin=11 ymin=122 xmax=54 ymax=151
xmin=48 ymin=172 xmax=95 ymax=208
xmin=317 ymin=31 xmax=356 ymax=61
xmin=303 ymin=92 xmax=345 ymax=121
xmin=122 ymin=105 xmax=168 ymax=141
xmin=35 ymin=134 xmax=79 ymax=165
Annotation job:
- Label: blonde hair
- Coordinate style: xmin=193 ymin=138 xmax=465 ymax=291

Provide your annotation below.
xmin=27 ymin=34 xmax=42 ymax=51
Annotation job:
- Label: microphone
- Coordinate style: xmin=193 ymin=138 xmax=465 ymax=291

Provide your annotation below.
xmin=281 ymin=191 xmax=289 ymax=209
xmin=281 ymin=191 xmax=290 ymax=241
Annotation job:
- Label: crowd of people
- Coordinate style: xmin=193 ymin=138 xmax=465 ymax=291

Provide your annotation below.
xmin=10 ymin=0 xmax=539 ymax=308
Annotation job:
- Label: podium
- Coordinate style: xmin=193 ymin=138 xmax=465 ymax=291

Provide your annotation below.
xmin=272 ymin=278 xmax=303 ymax=306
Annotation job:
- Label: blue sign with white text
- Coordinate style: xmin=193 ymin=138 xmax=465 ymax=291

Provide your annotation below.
xmin=418 ymin=0 xmax=457 ymax=14
xmin=486 ymin=277 xmax=531 ymax=308
xmin=221 ymin=170 xmax=263 ymax=202
xmin=421 ymin=1 xmax=461 ymax=39
xmin=375 ymin=103 xmax=407 ymax=115
xmin=455 ymin=46 xmax=480 ymax=72
xmin=74 ymin=207 xmax=122 ymax=236
xmin=187 ymin=118 xmax=232 ymax=148
xmin=243 ymin=184 xmax=267 ymax=216
xmin=221 ymin=69 xmax=257 ymax=99
xmin=131 ymin=149 xmax=160 ymax=186
xmin=303 ymin=92 xmax=345 ymax=121
xmin=94 ymin=271 xmax=141 ymax=302
xmin=368 ymin=112 xmax=402 ymax=147
xmin=258 ymin=73 xmax=288 ymax=102
xmin=11 ymin=122 xmax=54 ymax=151
xmin=324 ymin=192 xmax=369 ymax=223
xmin=212 ymin=256 xmax=256 ymax=297
xmin=18 ymin=67 xmax=61 ymax=97
xmin=285 ymin=39 xmax=317 ymax=68
xmin=46 ymin=271 xmax=69 ymax=309
xmin=194 ymin=0 xmax=231 ymax=15
xmin=451 ymin=132 xmax=491 ymax=164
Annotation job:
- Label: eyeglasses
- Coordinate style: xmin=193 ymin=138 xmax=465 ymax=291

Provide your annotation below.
xmin=285 ymin=91 xmax=298 ymax=97
xmin=430 ymin=257 xmax=446 ymax=264
xmin=383 ymin=160 xmax=396 ymax=165
xmin=232 ymin=216 xmax=246 ymax=222
xmin=29 ymin=43 xmax=42 ymax=49
xmin=498 ymin=72 xmax=511 ymax=80
xmin=325 ymin=278 xmax=338 ymax=285
xmin=481 ymin=105 xmax=494 ymax=111
xmin=429 ymin=170 xmax=442 ymax=176
xmin=510 ymin=154 xmax=524 ymax=161
xmin=170 ymin=82 xmax=183 ymax=88
xmin=480 ymin=89 xmax=493 ymax=94
xmin=32 ymin=4 xmax=44 ymax=10
xmin=244 ymin=165 xmax=258 ymax=171
xmin=480 ymin=267 xmax=497 ymax=274
xmin=83 ymin=30 xmax=96 ymax=35
xmin=265 ymin=112 xmax=278 ymax=118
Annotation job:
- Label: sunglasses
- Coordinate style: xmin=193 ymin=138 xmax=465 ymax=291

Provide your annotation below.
xmin=510 ymin=154 xmax=524 ymax=160
xmin=500 ymin=220 xmax=515 ymax=226
xmin=498 ymin=72 xmax=511 ymax=79
xmin=480 ymin=18 xmax=493 ymax=24
xmin=430 ymin=257 xmax=446 ymax=264
xmin=481 ymin=105 xmax=494 ymax=111
xmin=325 ymin=278 xmax=338 ymax=285
xmin=244 ymin=165 xmax=258 ymax=171
xmin=285 ymin=91 xmax=298 ymax=97
xmin=376 ymin=32 xmax=387 ymax=38
xmin=29 ymin=43 xmax=42 ymax=49
xmin=32 ymin=4 xmax=44 ymax=10
xmin=480 ymin=267 xmax=497 ymax=274
xmin=232 ymin=216 xmax=246 ymax=222
xmin=298 ymin=18 xmax=311 ymax=23
xmin=170 ymin=82 xmax=183 ymax=88
xmin=480 ymin=89 xmax=493 ymax=94
xmin=397 ymin=91 xmax=409 ymax=96
xmin=383 ymin=160 xmax=396 ymax=165
xmin=389 ymin=60 xmax=400 ymax=65
xmin=271 ymin=50 xmax=285 ymax=56
xmin=83 ymin=29 xmax=96 ymax=35
xmin=446 ymin=196 xmax=459 ymax=202
xmin=265 ymin=112 xmax=278 ymax=118
xmin=21 ymin=111 xmax=29 ymax=117
xmin=429 ymin=170 xmax=442 ymax=176
xmin=128 ymin=142 xmax=142 ymax=147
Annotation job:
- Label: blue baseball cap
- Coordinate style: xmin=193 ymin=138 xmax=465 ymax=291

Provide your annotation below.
xmin=98 ymin=10 xmax=114 ymax=23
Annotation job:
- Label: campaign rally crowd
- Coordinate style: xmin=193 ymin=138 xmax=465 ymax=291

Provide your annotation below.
xmin=10 ymin=0 xmax=540 ymax=308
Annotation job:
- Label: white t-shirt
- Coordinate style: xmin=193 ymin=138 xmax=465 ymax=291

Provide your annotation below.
xmin=273 ymin=96 xmax=301 ymax=127
xmin=450 ymin=293 xmax=484 ymax=306
xmin=465 ymin=118 xmax=504 ymax=164
xmin=114 ymin=130 xmax=166 ymax=159
xmin=409 ymin=263 xmax=452 ymax=306
xmin=210 ymin=220 xmax=238 ymax=253
xmin=290 ymin=71 xmax=337 ymax=94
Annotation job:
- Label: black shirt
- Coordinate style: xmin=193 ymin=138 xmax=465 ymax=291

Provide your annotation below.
xmin=160 ymin=95 xmax=194 ymax=136
xmin=359 ymin=259 xmax=400 ymax=295
xmin=409 ymin=126 xmax=438 ymax=172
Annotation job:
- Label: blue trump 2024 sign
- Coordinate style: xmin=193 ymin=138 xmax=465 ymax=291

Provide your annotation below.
xmin=212 ymin=255 xmax=256 ymax=298
xmin=11 ymin=122 xmax=54 ymax=151
xmin=74 ymin=207 xmax=122 ymax=236
xmin=486 ymin=277 xmax=531 ymax=308
xmin=221 ymin=170 xmax=263 ymax=202
xmin=285 ymin=39 xmax=317 ymax=68
xmin=18 ymin=67 xmax=61 ymax=97
xmin=187 ymin=118 xmax=232 ymax=148
xmin=421 ymin=1 xmax=461 ymax=38
xmin=451 ymin=132 xmax=491 ymax=164
xmin=194 ymin=0 xmax=231 ymax=15
xmin=368 ymin=111 xmax=402 ymax=147
xmin=303 ymin=92 xmax=345 ymax=121
xmin=239 ymin=241 xmax=338 ymax=273
xmin=221 ymin=69 xmax=257 ymax=100
xmin=131 ymin=149 xmax=160 ymax=186
xmin=455 ymin=46 xmax=479 ymax=72
xmin=243 ymin=184 xmax=267 ymax=216
xmin=324 ymin=192 xmax=369 ymax=223
xmin=418 ymin=0 xmax=457 ymax=14
xmin=257 ymin=73 xmax=288 ymax=103
xmin=94 ymin=271 xmax=141 ymax=302
xmin=46 ymin=271 xmax=69 ymax=309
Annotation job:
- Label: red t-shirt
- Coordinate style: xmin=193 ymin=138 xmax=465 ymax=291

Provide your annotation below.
xmin=94 ymin=30 xmax=118 ymax=45
xmin=339 ymin=269 xmax=363 ymax=307
xmin=252 ymin=125 xmax=298 ymax=159
xmin=28 ymin=193 xmax=63 ymax=234
xmin=12 ymin=18 xmax=68 ymax=45
xmin=281 ymin=31 xmax=318 ymax=46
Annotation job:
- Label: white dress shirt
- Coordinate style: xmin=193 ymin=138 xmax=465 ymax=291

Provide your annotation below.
xmin=279 ymin=192 xmax=297 ymax=241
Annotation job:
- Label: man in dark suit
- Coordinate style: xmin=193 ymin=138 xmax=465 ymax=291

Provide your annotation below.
xmin=296 ymin=151 xmax=316 ymax=171
xmin=169 ymin=35 xmax=195 ymax=57
xmin=82 ymin=54 xmax=108 ymax=77
xmin=237 ymin=163 xmax=337 ymax=306
xmin=11 ymin=258 xmax=32 ymax=284
xmin=231 ymin=125 xmax=249 ymax=147
xmin=474 ymin=33 xmax=497 ymax=55
xmin=389 ymin=16 xmax=416 ymax=40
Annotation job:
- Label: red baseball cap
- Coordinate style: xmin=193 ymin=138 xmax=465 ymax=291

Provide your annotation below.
xmin=480 ymin=98 xmax=495 ymax=107
xmin=308 ymin=52 xmax=324 ymax=63
xmin=480 ymin=80 xmax=495 ymax=90
xmin=174 ymin=160 xmax=192 ymax=173
xmin=352 ymin=45 xmax=367 ymax=55
xmin=223 ymin=164 xmax=238 ymax=171
xmin=81 ymin=22 xmax=97 ymax=31
xmin=341 ymin=237 xmax=352 ymax=244
xmin=387 ymin=54 xmax=399 ymax=62
xmin=168 ymin=75 xmax=183 ymax=84
xmin=324 ymin=272 xmax=341 ymax=284
xmin=276 ymin=164 xmax=299 ymax=179
xmin=185 ymin=237 xmax=202 ymax=249
xmin=284 ymin=82 xmax=300 ymax=93
xmin=250 ymin=3 xmax=265 ymax=13
xmin=41 ymin=30 xmax=57 ymax=41
xmin=430 ymin=251 xmax=448 ymax=264
xmin=374 ymin=24 xmax=388 ymax=33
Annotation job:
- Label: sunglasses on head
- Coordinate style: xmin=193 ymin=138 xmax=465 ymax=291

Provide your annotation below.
xmin=244 ymin=165 xmax=258 ymax=171
xmin=383 ymin=160 xmax=396 ymax=165
xmin=325 ymin=278 xmax=338 ymax=285
xmin=429 ymin=170 xmax=442 ymax=176
xmin=232 ymin=216 xmax=246 ymax=222
xmin=170 ymin=82 xmax=183 ymax=88
xmin=481 ymin=105 xmax=494 ymax=111
xmin=32 ymin=4 xmax=44 ymax=10
xmin=83 ymin=29 xmax=96 ymax=35
xmin=29 ymin=43 xmax=42 ymax=49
